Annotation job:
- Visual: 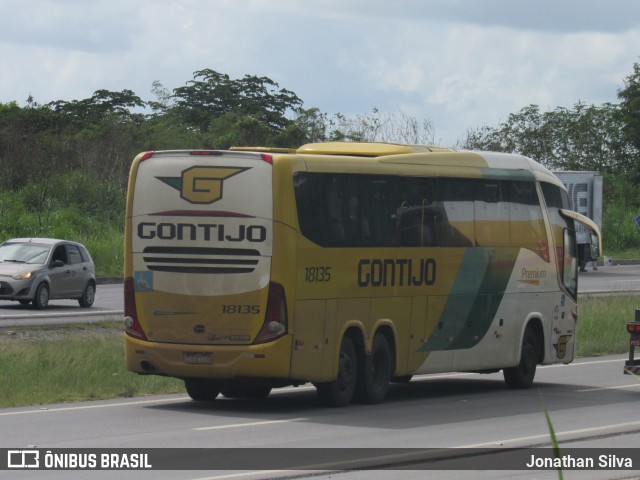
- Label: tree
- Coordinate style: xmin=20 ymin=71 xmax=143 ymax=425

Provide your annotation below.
xmin=171 ymin=69 xmax=302 ymax=137
xmin=48 ymin=89 xmax=146 ymax=126
xmin=618 ymin=60 xmax=640 ymax=153
xmin=148 ymin=80 xmax=173 ymax=114
xmin=460 ymin=102 xmax=634 ymax=175
xmin=283 ymin=107 xmax=331 ymax=145
xmin=301 ymin=109 xmax=436 ymax=145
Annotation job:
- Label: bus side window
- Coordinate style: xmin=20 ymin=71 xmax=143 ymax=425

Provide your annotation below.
xmin=326 ymin=176 xmax=348 ymax=245
xmin=436 ymin=178 xmax=475 ymax=247
xmin=541 ymin=181 xmax=571 ymax=271
xmin=359 ymin=176 xmax=397 ymax=246
xmin=563 ymin=227 xmax=578 ymax=297
xmin=294 ymin=172 xmax=329 ymax=246
xmin=474 ymin=179 xmax=510 ymax=247
xmin=509 ymin=180 xmax=549 ymax=261
xmin=397 ymin=177 xmax=437 ymax=247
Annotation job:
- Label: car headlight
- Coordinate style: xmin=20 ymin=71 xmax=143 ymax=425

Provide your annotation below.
xmin=11 ymin=271 xmax=33 ymax=280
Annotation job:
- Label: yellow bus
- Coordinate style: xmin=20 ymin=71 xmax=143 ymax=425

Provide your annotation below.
xmin=124 ymin=142 xmax=601 ymax=407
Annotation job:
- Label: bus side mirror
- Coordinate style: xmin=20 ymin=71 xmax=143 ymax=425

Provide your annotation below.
xmin=559 ymin=209 xmax=602 ymax=261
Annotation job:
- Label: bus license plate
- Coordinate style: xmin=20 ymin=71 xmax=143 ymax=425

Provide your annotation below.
xmin=184 ymin=352 xmax=212 ymax=364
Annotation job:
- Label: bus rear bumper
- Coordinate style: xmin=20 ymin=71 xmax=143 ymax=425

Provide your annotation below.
xmin=125 ymin=334 xmax=292 ymax=380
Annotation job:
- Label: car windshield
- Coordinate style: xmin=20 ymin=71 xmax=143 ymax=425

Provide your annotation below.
xmin=0 ymin=243 xmax=51 ymax=265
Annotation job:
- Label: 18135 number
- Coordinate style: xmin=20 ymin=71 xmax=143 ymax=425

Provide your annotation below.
xmin=222 ymin=304 xmax=260 ymax=314
xmin=304 ymin=266 xmax=331 ymax=283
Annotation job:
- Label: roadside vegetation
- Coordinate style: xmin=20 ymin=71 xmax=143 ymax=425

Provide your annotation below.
xmin=0 ymin=321 xmax=183 ymax=408
xmin=1 ymin=63 xmax=640 ymax=407
xmin=0 ymin=295 xmax=635 ymax=408
xmin=575 ymin=295 xmax=638 ymax=356
xmin=1 ymin=62 xmax=640 ymax=277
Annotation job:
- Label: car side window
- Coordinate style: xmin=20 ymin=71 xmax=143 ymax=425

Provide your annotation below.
xmin=51 ymin=245 xmax=69 ymax=265
xmin=67 ymin=245 xmax=84 ymax=264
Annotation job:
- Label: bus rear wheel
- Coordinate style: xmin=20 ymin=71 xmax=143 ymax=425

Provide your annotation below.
xmin=184 ymin=379 xmax=221 ymax=401
xmin=316 ymin=335 xmax=357 ymax=407
xmin=356 ymin=333 xmax=392 ymax=404
xmin=503 ymin=328 xmax=538 ymax=389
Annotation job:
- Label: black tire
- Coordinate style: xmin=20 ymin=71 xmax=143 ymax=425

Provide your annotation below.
xmin=184 ymin=379 xmax=221 ymax=401
xmin=503 ymin=328 xmax=538 ymax=389
xmin=33 ymin=283 xmax=49 ymax=310
xmin=316 ymin=335 xmax=358 ymax=407
xmin=78 ymin=282 xmax=96 ymax=308
xmin=356 ymin=333 xmax=392 ymax=404
xmin=221 ymin=382 xmax=272 ymax=399
xmin=391 ymin=375 xmax=413 ymax=384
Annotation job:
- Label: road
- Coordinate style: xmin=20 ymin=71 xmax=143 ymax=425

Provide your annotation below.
xmin=0 ymin=282 xmax=123 ymax=327
xmin=578 ymin=263 xmax=640 ymax=296
xmin=1 ymin=355 xmax=639 ymax=479
xmin=0 ymin=264 xmax=638 ymax=479
xmin=0 ymin=262 xmax=637 ymax=327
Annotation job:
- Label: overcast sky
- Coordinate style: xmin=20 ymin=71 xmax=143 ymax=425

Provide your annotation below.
xmin=2 ymin=0 xmax=639 ymax=144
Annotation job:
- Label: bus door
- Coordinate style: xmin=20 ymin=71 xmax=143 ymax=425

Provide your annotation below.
xmin=553 ymin=209 xmax=602 ymax=361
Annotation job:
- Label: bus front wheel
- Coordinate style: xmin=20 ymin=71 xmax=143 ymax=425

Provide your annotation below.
xmin=503 ymin=328 xmax=538 ymax=389
xmin=184 ymin=379 xmax=221 ymax=401
xmin=356 ymin=333 xmax=392 ymax=404
xmin=316 ymin=335 xmax=358 ymax=407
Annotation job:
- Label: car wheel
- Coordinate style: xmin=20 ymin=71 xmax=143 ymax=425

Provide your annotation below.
xmin=78 ymin=282 xmax=96 ymax=308
xmin=33 ymin=283 xmax=49 ymax=310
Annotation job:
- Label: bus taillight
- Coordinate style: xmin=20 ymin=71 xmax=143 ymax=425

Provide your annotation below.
xmin=254 ymin=282 xmax=288 ymax=344
xmin=124 ymin=277 xmax=148 ymax=340
xmin=139 ymin=151 xmax=155 ymax=162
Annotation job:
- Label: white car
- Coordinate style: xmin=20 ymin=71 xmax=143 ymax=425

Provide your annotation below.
xmin=0 ymin=238 xmax=96 ymax=309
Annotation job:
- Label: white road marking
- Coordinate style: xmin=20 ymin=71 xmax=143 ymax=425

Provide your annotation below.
xmin=577 ymin=383 xmax=640 ymax=392
xmin=459 ymin=419 xmax=640 ymax=448
xmin=0 ymin=395 xmax=189 ymax=416
xmin=194 ymin=418 xmax=309 ymax=431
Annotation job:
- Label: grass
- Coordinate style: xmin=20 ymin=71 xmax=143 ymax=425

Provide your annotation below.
xmin=0 ymin=296 xmax=637 ymax=408
xmin=0 ymin=321 xmax=182 ymax=408
xmin=575 ymin=295 xmax=637 ymax=356
xmin=541 ymin=394 xmax=564 ymax=480
xmin=603 ymin=248 xmax=640 ymax=261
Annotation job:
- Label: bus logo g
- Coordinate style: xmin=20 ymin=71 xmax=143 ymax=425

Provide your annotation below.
xmin=158 ymin=166 xmax=249 ymax=204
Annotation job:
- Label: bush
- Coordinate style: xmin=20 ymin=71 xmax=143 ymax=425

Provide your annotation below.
xmin=602 ymin=176 xmax=640 ymax=251
xmin=0 ymin=172 xmax=124 ymax=276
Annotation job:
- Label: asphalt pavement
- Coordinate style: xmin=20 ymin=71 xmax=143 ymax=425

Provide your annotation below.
xmin=578 ymin=261 xmax=640 ymax=296
xmin=0 ymin=260 xmax=638 ymax=327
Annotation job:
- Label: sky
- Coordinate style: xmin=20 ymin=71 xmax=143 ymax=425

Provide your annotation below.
xmin=1 ymin=0 xmax=640 ymax=145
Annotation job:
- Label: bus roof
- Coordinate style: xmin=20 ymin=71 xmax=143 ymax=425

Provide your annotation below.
xmin=224 ymin=141 xmax=564 ymax=188
xmin=296 ymin=142 xmax=453 ymax=156
xmin=296 ymin=143 xmax=565 ymax=188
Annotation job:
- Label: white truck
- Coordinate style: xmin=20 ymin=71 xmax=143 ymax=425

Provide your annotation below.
xmin=553 ymin=171 xmax=603 ymax=268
